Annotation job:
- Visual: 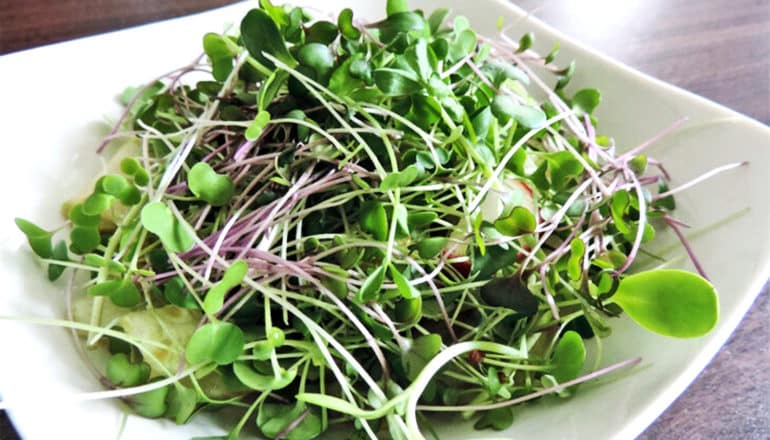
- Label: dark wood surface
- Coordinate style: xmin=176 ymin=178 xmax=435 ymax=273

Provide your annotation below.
xmin=1 ymin=1 xmax=768 ymax=439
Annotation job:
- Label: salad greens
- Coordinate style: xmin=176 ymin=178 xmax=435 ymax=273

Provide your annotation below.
xmin=14 ymin=0 xmax=725 ymax=438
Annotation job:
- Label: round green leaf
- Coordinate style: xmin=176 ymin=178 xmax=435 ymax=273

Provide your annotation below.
xmin=70 ymin=226 xmax=101 ymax=254
xmin=165 ymin=385 xmax=197 ymax=424
xmin=187 ymin=162 xmax=234 ymax=207
xmin=549 ymin=330 xmax=586 ymax=383
xmin=203 ymin=32 xmax=234 ymax=81
xmin=572 ymin=88 xmax=602 ymax=115
xmin=140 ymin=202 xmax=195 ymax=253
xmin=491 ymin=95 xmax=546 ymax=129
xmin=257 ymin=402 xmax=322 ymax=440
xmin=106 ymin=353 xmax=150 ymax=387
xmin=130 ymin=383 xmax=169 ymax=418
xmin=186 ymin=321 xmax=245 ymax=365
xmin=240 ymin=8 xmax=297 ymax=68
xmin=373 ymin=68 xmax=422 ymax=96
xmin=305 ymin=21 xmax=339 ymax=45
xmin=82 ymin=193 xmax=114 ymax=216
xmin=417 ymin=237 xmax=448 ymax=259
xmin=494 ymin=206 xmax=536 ymax=236
xmin=612 ymin=269 xmax=718 ymax=338
xmin=68 ymin=203 xmax=101 ymax=227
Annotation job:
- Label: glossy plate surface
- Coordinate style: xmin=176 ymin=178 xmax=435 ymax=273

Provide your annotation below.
xmin=1 ymin=1 xmax=768 ymax=438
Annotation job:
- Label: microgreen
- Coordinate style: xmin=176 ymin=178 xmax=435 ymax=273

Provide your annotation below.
xmin=13 ymin=0 xmax=735 ymax=438
xmin=187 ymin=162 xmax=234 ymax=206
xmin=186 ymin=322 xmax=244 ymax=366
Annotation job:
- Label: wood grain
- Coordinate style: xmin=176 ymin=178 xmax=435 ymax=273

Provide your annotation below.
xmin=1 ymin=1 xmax=768 ymax=439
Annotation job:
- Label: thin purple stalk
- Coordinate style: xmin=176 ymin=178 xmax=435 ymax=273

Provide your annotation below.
xmin=664 ymin=216 xmax=711 ymax=280
xmin=96 ymin=62 xmax=204 ymax=153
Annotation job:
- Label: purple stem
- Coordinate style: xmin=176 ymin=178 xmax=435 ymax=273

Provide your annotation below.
xmin=664 ymin=216 xmax=711 ymax=280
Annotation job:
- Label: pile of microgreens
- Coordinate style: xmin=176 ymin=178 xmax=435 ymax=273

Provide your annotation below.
xmin=12 ymin=0 xmax=736 ymax=438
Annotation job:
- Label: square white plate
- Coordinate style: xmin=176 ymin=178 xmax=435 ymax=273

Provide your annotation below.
xmin=1 ymin=1 xmax=769 ymax=439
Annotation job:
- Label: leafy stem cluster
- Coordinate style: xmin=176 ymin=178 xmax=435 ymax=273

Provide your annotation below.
xmin=15 ymin=0 xmax=724 ymax=439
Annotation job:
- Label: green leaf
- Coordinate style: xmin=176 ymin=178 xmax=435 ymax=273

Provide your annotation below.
xmin=427 ymin=8 xmax=449 ymax=34
xmin=480 ymin=275 xmax=539 ymax=316
xmin=69 ymin=226 xmax=101 ymax=255
xmin=240 ymin=8 xmax=297 ymax=68
xmin=555 ymin=60 xmax=576 ymax=91
xmin=246 ymin=109 xmax=271 ymax=141
xmin=386 ymin=0 xmax=409 ymax=16
xmin=82 ymin=193 xmax=114 ymax=216
xmin=471 ymin=245 xmax=518 ymax=280
xmin=474 ymin=407 xmax=514 ymax=431
xmin=164 ymin=276 xmax=198 ymax=309
xmin=186 ymin=322 xmax=244 ymax=366
xmin=47 ymin=240 xmax=69 ymax=281
xmin=338 ymin=8 xmax=361 ymax=40
xmin=517 ymin=32 xmax=534 ymax=52
xmin=257 ymin=402 xmax=322 ymax=440
xmin=610 ymin=190 xmax=631 ymax=234
xmin=491 ymin=95 xmax=546 ymax=129
xmin=568 ymin=238 xmax=585 ymax=281
xmin=203 ymin=260 xmax=248 ymax=314
xmin=390 ymin=264 xmax=420 ymax=299
xmin=130 ymin=383 xmax=169 ymax=418
xmin=531 ymin=150 xmax=584 ymax=191
xmin=15 ymin=218 xmax=53 ymax=259
xmin=233 ymin=362 xmax=297 ymax=391
xmin=320 ymin=265 xmax=349 ymax=298
xmin=373 ymin=68 xmax=422 ymax=96
xmin=380 ymin=165 xmax=419 ymax=190
xmin=106 ymin=353 xmax=150 ymax=387
xmin=550 ymin=330 xmax=585 ymax=383
xmin=572 ymin=88 xmax=601 ymax=115
xmin=395 ymin=295 xmax=422 ymax=325
xmin=376 ymin=12 xmax=427 ymax=45
xmin=203 ymin=33 xmax=234 ymax=81
xmin=305 ymin=21 xmax=338 ymax=45
xmin=449 ymin=29 xmax=477 ymax=61
xmin=359 ymin=201 xmax=388 ymax=241
xmin=612 ymin=269 xmax=718 ymax=338
xmin=140 ymin=202 xmax=195 ymax=253
xmin=165 ymin=385 xmax=197 ymax=424
xmin=407 ymin=211 xmax=437 ymax=228
xmin=654 ymin=178 xmax=676 ymax=211
xmin=417 ymin=237 xmax=447 ymax=259
xmin=188 ymin=162 xmax=234 ymax=207
xmin=494 ymin=206 xmax=536 ymax=236
xmin=405 ymin=38 xmax=433 ymax=81
xmin=258 ymin=70 xmax=289 ymax=111
xmin=482 ymin=60 xmax=529 ymax=87
xmin=328 ymin=55 xmax=364 ymax=97
xmin=394 ymin=204 xmax=409 ymax=237
xmin=629 ymin=155 xmax=648 ymax=175
xmin=296 ymin=43 xmax=335 ymax=84
xmin=109 ymin=278 xmax=142 ymax=308
xmin=68 ymin=203 xmax=101 ymax=227
xmin=402 ymin=333 xmax=441 ymax=380
xmin=356 ymin=265 xmax=386 ymax=302
xmin=252 ymin=341 xmax=274 ymax=361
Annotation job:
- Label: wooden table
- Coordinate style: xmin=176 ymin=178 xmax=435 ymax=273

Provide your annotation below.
xmin=1 ymin=1 xmax=768 ymax=438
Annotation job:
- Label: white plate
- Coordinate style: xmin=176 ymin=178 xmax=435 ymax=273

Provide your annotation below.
xmin=1 ymin=1 xmax=769 ymax=439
